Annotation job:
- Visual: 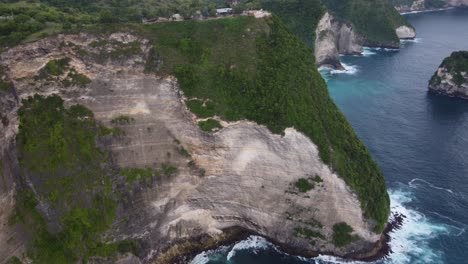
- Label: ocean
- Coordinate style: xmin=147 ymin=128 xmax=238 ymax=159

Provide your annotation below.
xmin=191 ymin=8 xmax=468 ymax=264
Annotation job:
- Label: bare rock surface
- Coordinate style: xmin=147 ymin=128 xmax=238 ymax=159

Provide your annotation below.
xmin=0 ymin=33 xmax=380 ymax=262
xmin=429 ymin=67 xmax=468 ymax=98
xmin=315 ymin=12 xmax=363 ymax=69
xmin=396 ymin=25 xmax=416 ymax=39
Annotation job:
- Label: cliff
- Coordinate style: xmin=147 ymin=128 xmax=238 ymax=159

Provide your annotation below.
xmin=393 ymin=0 xmax=468 ymax=13
xmin=429 ymin=51 xmax=468 ymax=98
xmin=314 ymin=12 xmax=363 ymax=69
xmin=314 ymin=12 xmax=415 ymax=69
xmin=0 ymin=16 xmax=389 ymax=263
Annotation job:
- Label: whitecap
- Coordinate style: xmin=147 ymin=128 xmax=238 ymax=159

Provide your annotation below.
xmin=190 ymin=252 xmax=210 ymax=264
xmin=226 ymin=235 xmax=274 ymax=260
xmin=362 ymin=47 xmax=377 ymax=57
xmin=408 ymin=178 xmax=454 ymax=194
xmin=330 ymin=63 xmax=358 ymax=75
xmin=385 ymin=189 xmax=450 ymax=264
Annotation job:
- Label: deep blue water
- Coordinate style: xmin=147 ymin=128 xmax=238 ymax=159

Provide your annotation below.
xmin=192 ymin=8 xmax=468 ymax=264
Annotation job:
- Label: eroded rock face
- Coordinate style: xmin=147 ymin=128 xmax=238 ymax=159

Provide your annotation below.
xmin=314 ymin=12 xmax=414 ymax=69
xmin=396 ymin=25 xmax=416 ymax=39
xmin=315 ymin=12 xmax=363 ymax=69
xmin=0 ymin=33 xmax=380 ymax=262
xmin=394 ymin=0 xmax=468 ymax=13
xmin=429 ymin=67 xmax=468 ymax=98
xmin=428 ymin=51 xmax=468 ymax=98
xmin=445 ymin=0 xmax=468 ymax=6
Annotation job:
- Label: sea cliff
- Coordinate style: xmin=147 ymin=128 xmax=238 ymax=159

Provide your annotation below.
xmin=429 ymin=51 xmax=468 ymax=98
xmin=0 ymin=16 xmax=389 ymax=263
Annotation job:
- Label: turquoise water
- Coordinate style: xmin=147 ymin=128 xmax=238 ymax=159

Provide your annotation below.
xmin=191 ymin=8 xmax=468 ymax=264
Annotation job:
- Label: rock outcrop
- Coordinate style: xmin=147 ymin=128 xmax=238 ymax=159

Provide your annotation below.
xmin=315 ymin=12 xmax=415 ymax=69
xmin=0 ymin=33 xmax=382 ymax=263
xmin=429 ymin=51 xmax=468 ymax=98
xmin=315 ymin=12 xmax=363 ymax=69
xmin=445 ymin=0 xmax=468 ymax=6
xmin=394 ymin=0 xmax=468 ymax=13
xmin=396 ymin=25 xmax=417 ymax=39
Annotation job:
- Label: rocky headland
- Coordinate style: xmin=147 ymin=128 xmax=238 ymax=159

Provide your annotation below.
xmin=0 ymin=14 xmax=390 ymax=263
xmin=429 ymin=51 xmax=468 ymax=98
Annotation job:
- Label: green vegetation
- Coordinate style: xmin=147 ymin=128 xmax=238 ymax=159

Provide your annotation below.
xmin=37 ymin=57 xmax=70 ymax=78
xmin=186 ymin=99 xmax=216 ymax=118
xmin=138 ymin=16 xmax=389 ymax=232
xmin=62 ymin=68 xmax=91 ymax=87
xmin=177 ymin=146 xmax=191 ymax=158
xmin=121 ymin=167 xmax=160 ymax=183
xmin=0 ymin=65 xmax=10 ymax=92
xmin=312 ymin=175 xmax=323 ymax=183
xmin=332 ymin=222 xmax=358 ymax=247
xmin=111 ymin=115 xmax=135 ymax=125
xmin=14 ymin=95 xmax=136 ymax=262
xmin=259 ymin=0 xmax=325 ymax=48
xmin=161 ymin=163 xmax=177 ymax=176
xmin=6 ymin=256 xmax=22 ymax=264
xmin=198 ymin=119 xmax=222 ymax=132
xmin=322 ymin=0 xmax=410 ymax=44
xmin=433 ymin=51 xmax=468 ymax=86
xmin=295 ymin=178 xmax=314 ymax=192
xmin=99 ymin=125 xmax=124 ymax=136
xmin=91 ymin=40 xmax=142 ymax=60
xmin=5 ymin=0 xmax=390 ymax=239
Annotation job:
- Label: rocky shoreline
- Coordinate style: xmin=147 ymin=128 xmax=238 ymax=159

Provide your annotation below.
xmin=159 ymin=212 xmax=407 ymax=264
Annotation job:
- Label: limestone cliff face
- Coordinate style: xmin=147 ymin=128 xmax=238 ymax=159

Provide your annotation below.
xmin=445 ymin=0 xmax=468 ymax=6
xmin=395 ymin=25 xmax=416 ymax=39
xmin=429 ymin=52 xmax=468 ymax=98
xmin=314 ymin=12 xmax=414 ymax=69
xmin=394 ymin=0 xmax=468 ymax=13
xmin=0 ymin=33 xmax=380 ymax=263
xmin=315 ymin=12 xmax=363 ymax=69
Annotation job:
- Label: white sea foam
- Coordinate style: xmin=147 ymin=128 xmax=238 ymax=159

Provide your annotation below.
xmin=312 ymin=188 xmax=453 ymax=264
xmin=226 ymin=235 xmax=274 ymax=260
xmin=400 ymin=7 xmax=453 ymax=15
xmin=409 ymin=178 xmax=455 ymax=194
xmin=190 ymin=252 xmax=210 ymax=264
xmin=330 ymin=63 xmax=359 ymax=75
xmin=385 ymin=189 xmax=450 ymax=264
xmin=362 ymin=47 xmax=377 ymax=57
xmin=190 ymin=189 xmax=455 ymax=264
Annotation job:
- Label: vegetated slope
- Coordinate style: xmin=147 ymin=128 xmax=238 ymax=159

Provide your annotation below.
xmin=259 ymin=0 xmax=325 ymax=49
xmin=322 ymin=0 xmax=411 ymax=45
xmin=135 ymin=16 xmax=389 ymax=232
xmin=1 ymin=16 xmax=390 ymax=262
xmin=13 ymin=95 xmax=138 ymax=262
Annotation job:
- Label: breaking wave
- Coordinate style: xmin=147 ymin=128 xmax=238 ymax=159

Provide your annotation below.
xmin=190 ymin=188 xmax=456 ymax=264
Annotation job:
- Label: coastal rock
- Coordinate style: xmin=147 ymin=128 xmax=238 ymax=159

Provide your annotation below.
xmin=394 ymin=0 xmax=468 ymax=13
xmin=429 ymin=51 xmax=468 ymax=98
xmin=315 ymin=12 xmax=363 ymax=69
xmin=0 ymin=33 xmax=381 ymax=262
xmin=396 ymin=25 xmax=416 ymax=39
xmin=445 ymin=0 xmax=468 ymax=6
